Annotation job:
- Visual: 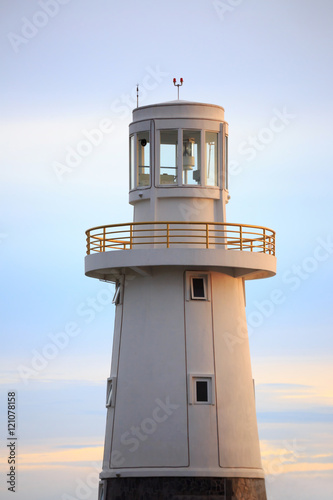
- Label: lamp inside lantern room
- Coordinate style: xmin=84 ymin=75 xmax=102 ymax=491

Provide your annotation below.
xmin=183 ymin=137 xmax=195 ymax=170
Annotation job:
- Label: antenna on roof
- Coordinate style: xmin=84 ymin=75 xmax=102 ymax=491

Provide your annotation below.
xmin=136 ymin=84 xmax=139 ymax=108
xmin=173 ymin=78 xmax=183 ymax=100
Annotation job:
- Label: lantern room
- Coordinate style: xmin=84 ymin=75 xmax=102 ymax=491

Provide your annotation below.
xmin=128 ymin=100 xmax=229 ymax=223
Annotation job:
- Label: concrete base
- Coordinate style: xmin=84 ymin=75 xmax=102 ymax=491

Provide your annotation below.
xmin=104 ymin=476 xmax=267 ymax=499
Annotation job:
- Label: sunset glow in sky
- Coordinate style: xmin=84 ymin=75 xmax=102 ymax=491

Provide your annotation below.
xmin=1 ymin=1 xmax=333 ymax=499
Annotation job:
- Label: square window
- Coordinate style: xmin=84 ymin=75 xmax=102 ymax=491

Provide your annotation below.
xmin=191 ymin=277 xmax=205 ymax=299
xmin=196 ymin=380 xmax=208 ymax=402
xmin=190 ymin=276 xmax=208 ymax=300
xmin=186 ymin=272 xmax=210 ymax=302
xmin=189 ymin=375 xmax=215 ymax=405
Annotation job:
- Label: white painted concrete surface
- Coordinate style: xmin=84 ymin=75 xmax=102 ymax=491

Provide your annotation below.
xmin=85 ymin=100 xmax=275 ymax=483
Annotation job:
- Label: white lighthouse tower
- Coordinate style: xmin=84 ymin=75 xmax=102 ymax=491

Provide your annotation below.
xmin=85 ymin=94 xmax=276 ymax=499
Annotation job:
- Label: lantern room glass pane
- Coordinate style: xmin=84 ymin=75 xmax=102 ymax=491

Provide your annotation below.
xmin=205 ymin=132 xmax=218 ymax=186
xmin=130 ymin=135 xmax=135 ymax=190
xmin=183 ymin=130 xmax=201 ymax=185
xmin=225 ymin=135 xmax=229 ymax=190
xmin=137 ymin=131 xmax=150 ymax=187
xmin=160 ymin=130 xmax=178 ymax=185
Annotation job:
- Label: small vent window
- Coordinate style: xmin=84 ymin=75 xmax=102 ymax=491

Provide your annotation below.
xmin=186 ymin=272 xmax=210 ymax=302
xmin=191 ymin=277 xmax=207 ymax=300
xmin=106 ymin=377 xmax=116 ymax=407
xmin=196 ymin=380 xmax=208 ymax=402
xmin=189 ymin=375 xmax=215 ymax=405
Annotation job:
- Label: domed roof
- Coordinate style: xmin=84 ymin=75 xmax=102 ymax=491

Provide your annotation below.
xmin=132 ymin=100 xmax=225 ymax=122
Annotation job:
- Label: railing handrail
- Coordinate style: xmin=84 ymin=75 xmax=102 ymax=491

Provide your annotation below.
xmin=86 ymin=221 xmax=275 ymax=257
xmin=85 ymin=221 xmax=275 ymax=235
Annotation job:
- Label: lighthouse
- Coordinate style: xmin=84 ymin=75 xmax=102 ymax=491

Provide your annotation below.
xmin=85 ymin=95 xmax=276 ymax=499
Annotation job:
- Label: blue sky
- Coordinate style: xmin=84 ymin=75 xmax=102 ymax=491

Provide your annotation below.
xmin=1 ymin=1 xmax=333 ymax=499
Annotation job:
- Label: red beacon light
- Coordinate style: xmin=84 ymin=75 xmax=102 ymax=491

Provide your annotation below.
xmin=173 ymin=78 xmax=184 ymax=99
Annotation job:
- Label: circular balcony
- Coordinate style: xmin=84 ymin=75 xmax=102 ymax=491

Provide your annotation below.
xmin=86 ymin=222 xmax=275 ymax=254
xmin=85 ymin=222 xmax=276 ymax=281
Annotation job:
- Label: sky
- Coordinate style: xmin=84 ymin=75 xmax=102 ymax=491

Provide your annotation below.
xmin=0 ymin=0 xmax=332 ymax=498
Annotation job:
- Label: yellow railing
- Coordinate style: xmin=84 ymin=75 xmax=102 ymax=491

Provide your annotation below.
xmin=86 ymin=222 xmax=275 ymax=256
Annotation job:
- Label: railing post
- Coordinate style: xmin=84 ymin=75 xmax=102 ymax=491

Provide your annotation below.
xmin=130 ymin=224 xmax=133 ymax=250
xmin=206 ymin=223 xmax=209 ymax=248
xmin=103 ymin=227 xmax=106 ymax=252
xmin=263 ymin=228 xmax=266 ymax=254
xmin=87 ymin=232 xmax=90 ymax=255
xmin=166 ymin=223 xmax=170 ymax=248
xmin=240 ymin=225 xmax=243 ymax=251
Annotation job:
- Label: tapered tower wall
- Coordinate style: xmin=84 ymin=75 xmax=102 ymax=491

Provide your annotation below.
xmin=100 ymin=269 xmax=263 ymax=479
xmin=84 ymin=99 xmax=276 ymax=500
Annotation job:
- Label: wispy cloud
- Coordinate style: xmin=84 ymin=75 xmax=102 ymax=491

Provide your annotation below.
xmin=14 ymin=444 xmax=103 ymax=469
xmin=258 ymin=409 xmax=333 ymax=424
xmin=261 ymin=439 xmax=333 ymax=476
